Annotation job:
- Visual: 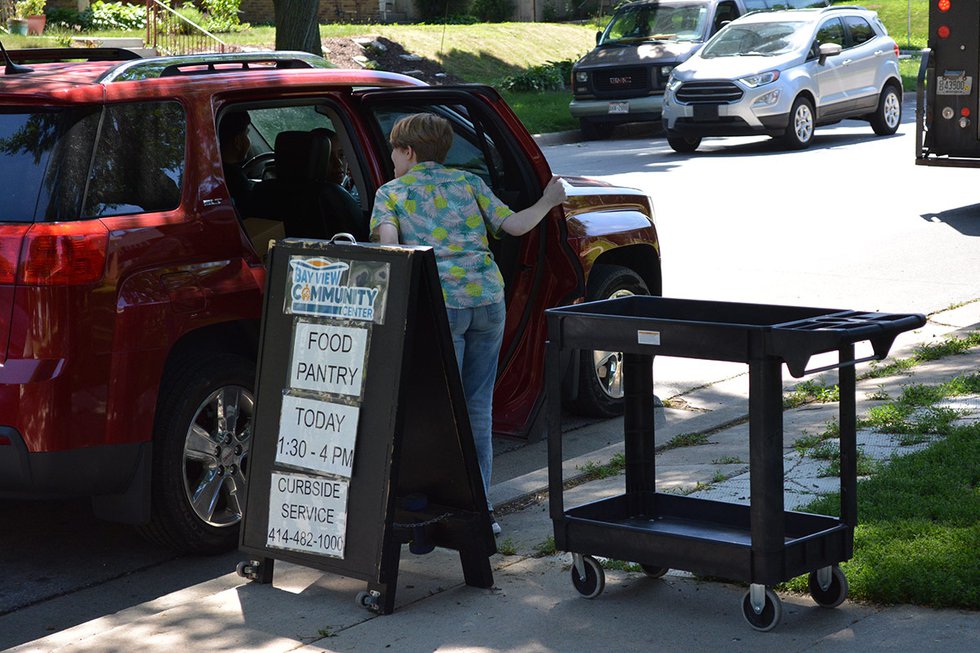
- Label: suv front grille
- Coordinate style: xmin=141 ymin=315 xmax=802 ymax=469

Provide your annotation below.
xmin=592 ymin=66 xmax=650 ymax=94
xmin=675 ymin=81 xmax=743 ymax=104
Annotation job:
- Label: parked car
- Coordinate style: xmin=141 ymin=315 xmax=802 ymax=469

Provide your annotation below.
xmin=662 ymin=5 xmax=903 ymax=151
xmin=0 ymin=47 xmax=661 ymax=553
xmin=569 ymin=0 xmax=830 ymax=139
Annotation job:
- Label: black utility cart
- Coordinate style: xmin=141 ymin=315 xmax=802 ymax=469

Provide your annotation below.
xmin=545 ymin=297 xmax=925 ymax=631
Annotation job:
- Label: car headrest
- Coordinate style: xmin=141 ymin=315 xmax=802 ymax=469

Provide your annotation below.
xmin=274 ymin=130 xmax=331 ymax=182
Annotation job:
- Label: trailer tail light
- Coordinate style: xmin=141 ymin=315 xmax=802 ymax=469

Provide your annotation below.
xmin=18 ymin=222 xmax=109 ymax=286
xmin=937 ymin=25 xmax=951 ymax=39
xmin=938 ymin=0 xmax=950 ymax=12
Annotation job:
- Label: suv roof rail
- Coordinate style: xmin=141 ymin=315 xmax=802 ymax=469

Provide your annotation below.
xmin=98 ymin=51 xmax=332 ymax=83
xmin=822 ymin=4 xmax=869 ymax=11
xmin=3 ymin=47 xmax=142 ymax=67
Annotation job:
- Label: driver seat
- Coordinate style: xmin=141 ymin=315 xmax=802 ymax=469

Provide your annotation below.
xmin=252 ymin=130 xmax=335 ymax=239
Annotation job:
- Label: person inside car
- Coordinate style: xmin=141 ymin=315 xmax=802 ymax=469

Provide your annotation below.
xmin=218 ymin=110 xmax=257 ymax=216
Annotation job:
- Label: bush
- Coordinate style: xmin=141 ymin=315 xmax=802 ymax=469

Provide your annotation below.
xmin=165 ymin=4 xmax=206 ymax=35
xmin=14 ymin=0 xmax=46 ymax=18
xmin=90 ymin=1 xmax=146 ymax=30
xmin=45 ymin=7 xmax=94 ymax=30
xmin=200 ymin=0 xmax=249 ymax=33
xmin=413 ymin=0 xmax=470 ymax=21
xmin=471 ymin=0 xmax=514 ymax=22
xmin=501 ymin=60 xmax=574 ymax=92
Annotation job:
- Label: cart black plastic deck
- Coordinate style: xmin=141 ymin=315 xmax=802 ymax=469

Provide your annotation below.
xmin=545 ymin=296 xmax=925 ymax=631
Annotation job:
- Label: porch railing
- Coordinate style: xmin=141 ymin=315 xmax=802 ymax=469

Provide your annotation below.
xmin=145 ymin=0 xmax=237 ymax=56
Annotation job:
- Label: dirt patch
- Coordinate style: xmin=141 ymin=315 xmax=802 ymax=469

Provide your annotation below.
xmin=321 ymin=36 xmax=465 ymax=85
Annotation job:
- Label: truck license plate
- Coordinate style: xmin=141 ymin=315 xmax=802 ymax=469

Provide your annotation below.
xmin=937 ymin=75 xmax=972 ymax=95
xmin=608 ymin=102 xmax=629 ymax=114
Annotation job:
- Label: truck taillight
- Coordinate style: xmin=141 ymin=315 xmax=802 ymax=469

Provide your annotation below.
xmin=937 ymin=25 xmax=951 ymax=38
xmin=18 ymin=222 xmax=109 ymax=286
xmin=938 ymin=0 xmax=950 ymax=12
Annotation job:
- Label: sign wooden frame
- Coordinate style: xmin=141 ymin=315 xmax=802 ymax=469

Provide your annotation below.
xmin=238 ymin=239 xmax=495 ymax=614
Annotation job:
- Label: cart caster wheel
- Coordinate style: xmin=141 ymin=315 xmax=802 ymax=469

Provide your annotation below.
xmin=808 ymin=566 xmax=849 ymax=608
xmin=640 ymin=564 xmax=669 ymax=578
xmin=235 ymin=560 xmax=260 ymax=581
xmin=741 ymin=586 xmax=782 ymax=632
xmin=571 ymin=555 xmax=605 ymax=599
xmin=355 ymin=590 xmax=381 ymax=612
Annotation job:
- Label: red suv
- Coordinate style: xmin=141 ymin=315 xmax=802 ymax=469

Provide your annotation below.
xmin=0 ymin=48 xmax=661 ymax=552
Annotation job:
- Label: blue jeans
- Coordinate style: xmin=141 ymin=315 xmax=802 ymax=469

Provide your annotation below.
xmin=446 ymin=300 xmax=506 ymax=510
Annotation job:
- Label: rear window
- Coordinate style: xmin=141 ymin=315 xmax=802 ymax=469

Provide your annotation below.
xmin=0 ymin=102 xmax=186 ymax=223
xmin=0 ymin=111 xmax=62 ymax=223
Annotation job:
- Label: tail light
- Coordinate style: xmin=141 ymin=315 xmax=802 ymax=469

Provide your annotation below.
xmin=0 ymin=222 xmax=109 ymax=286
xmin=0 ymin=225 xmax=29 ymax=284
xmin=894 ymin=43 xmax=900 ymax=57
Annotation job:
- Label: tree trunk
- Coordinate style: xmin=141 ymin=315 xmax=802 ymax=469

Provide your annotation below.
xmin=273 ymin=0 xmax=323 ymax=57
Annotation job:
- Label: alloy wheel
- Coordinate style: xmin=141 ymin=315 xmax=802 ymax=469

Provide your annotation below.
xmin=182 ymin=384 xmax=254 ymax=528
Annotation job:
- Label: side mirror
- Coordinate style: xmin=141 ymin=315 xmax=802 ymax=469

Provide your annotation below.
xmin=818 ymin=42 xmax=842 ymax=65
xmin=596 ymin=31 xmax=602 ymax=46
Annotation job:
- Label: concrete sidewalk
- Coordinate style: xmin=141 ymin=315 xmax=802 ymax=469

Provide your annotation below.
xmin=3 ymin=303 xmax=978 ymax=652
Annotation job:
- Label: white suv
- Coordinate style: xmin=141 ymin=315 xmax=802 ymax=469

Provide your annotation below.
xmin=662 ymin=5 xmax=902 ymax=151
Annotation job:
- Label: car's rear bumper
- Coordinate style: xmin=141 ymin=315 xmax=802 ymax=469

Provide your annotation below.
xmin=0 ymin=426 xmax=143 ymax=497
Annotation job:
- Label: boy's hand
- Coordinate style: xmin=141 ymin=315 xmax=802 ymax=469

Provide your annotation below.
xmin=542 ymin=176 xmax=567 ymax=207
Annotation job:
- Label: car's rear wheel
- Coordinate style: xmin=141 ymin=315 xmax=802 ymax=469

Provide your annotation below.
xmin=782 ymin=96 xmax=815 ymax=149
xmin=580 ymin=119 xmax=614 ymax=140
xmin=139 ymin=352 xmax=255 ymax=553
xmin=667 ymin=134 xmax=701 ymax=153
xmin=871 ymin=83 xmax=902 ymax=135
xmin=572 ymin=265 xmax=650 ymax=417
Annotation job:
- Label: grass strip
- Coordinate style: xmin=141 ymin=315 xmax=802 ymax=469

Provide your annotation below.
xmin=782 ymin=421 xmax=980 ymax=608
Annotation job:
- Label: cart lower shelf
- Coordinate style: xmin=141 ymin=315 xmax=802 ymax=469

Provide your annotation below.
xmin=556 ymin=492 xmax=851 ymax=585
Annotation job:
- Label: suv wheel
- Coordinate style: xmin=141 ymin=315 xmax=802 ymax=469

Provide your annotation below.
xmin=667 ymin=134 xmax=701 ymax=153
xmin=782 ymin=96 xmax=815 ymax=149
xmin=871 ymin=84 xmax=902 ymax=136
xmin=580 ymin=119 xmax=614 ymax=140
xmin=140 ymin=352 xmax=255 ymax=553
xmin=572 ymin=265 xmax=650 ymax=417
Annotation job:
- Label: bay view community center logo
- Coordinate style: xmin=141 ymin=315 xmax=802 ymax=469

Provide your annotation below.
xmin=287 ymin=257 xmax=382 ymax=321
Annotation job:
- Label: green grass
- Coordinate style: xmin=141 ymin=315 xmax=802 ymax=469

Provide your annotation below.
xmin=860 ymin=374 xmax=980 ymax=435
xmin=865 ymin=332 xmax=980 ymax=379
xmin=784 ymin=379 xmax=841 ymax=408
xmin=663 ymin=431 xmax=710 ymax=450
xmin=576 ymin=452 xmax=627 ymax=481
xmin=534 ymin=536 xmax=557 ymax=557
xmin=782 ymin=422 xmax=980 ymax=608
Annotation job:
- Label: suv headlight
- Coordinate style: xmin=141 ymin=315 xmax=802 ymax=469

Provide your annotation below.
xmin=739 ymin=70 xmax=780 ymax=88
xmin=575 ymin=71 xmax=589 ymax=83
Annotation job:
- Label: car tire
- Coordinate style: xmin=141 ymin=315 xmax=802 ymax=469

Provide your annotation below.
xmin=782 ymin=96 xmax=815 ymax=149
xmin=580 ymin=119 xmax=614 ymax=140
xmin=667 ymin=134 xmax=701 ymax=153
xmin=571 ymin=265 xmax=650 ymax=417
xmin=139 ymin=352 xmax=256 ymax=554
xmin=870 ymin=83 xmax=902 ymax=136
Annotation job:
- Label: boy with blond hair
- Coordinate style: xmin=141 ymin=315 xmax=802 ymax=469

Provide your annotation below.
xmin=370 ymin=113 xmax=566 ymax=534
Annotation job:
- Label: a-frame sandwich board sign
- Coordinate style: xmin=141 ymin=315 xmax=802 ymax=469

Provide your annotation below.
xmin=238 ymin=238 xmax=495 ymax=614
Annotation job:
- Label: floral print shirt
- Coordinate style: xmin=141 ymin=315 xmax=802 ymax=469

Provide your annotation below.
xmin=370 ymin=161 xmax=514 ymax=309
